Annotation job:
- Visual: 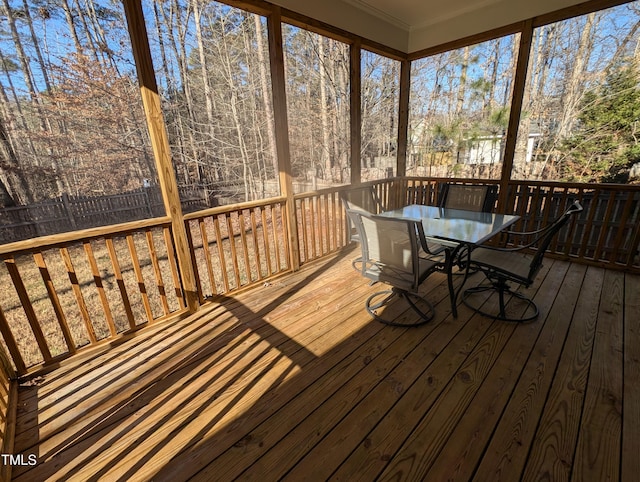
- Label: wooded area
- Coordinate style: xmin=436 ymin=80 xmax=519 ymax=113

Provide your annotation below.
xmin=408 ymin=2 xmax=640 ymax=183
xmin=0 ymin=1 xmax=639 ymax=215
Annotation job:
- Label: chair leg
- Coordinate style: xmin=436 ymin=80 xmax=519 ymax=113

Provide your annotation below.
xmin=366 ymin=287 xmax=435 ymax=327
xmin=462 ymin=278 xmax=539 ymax=322
xmin=351 ymin=256 xmax=363 ymax=271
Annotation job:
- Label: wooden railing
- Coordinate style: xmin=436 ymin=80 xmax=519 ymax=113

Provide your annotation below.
xmin=184 ymin=198 xmax=291 ymax=300
xmin=294 ymin=180 xmax=395 ymax=265
xmin=1 ymin=177 xmax=638 ymax=377
xmin=402 ymin=177 xmax=499 ymax=207
xmin=0 ymin=218 xmax=187 ymax=376
xmin=401 ymin=177 xmax=640 ymax=271
xmin=0 ymin=344 xmax=15 ymax=480
xmin=504 ymin=180 xmax=640 ymax=270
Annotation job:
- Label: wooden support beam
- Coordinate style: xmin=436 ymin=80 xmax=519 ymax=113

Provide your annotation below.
xmin=122 ymin=0 xmax=199 ymax=313
xmin=397 ymin=59 xmax=410 ymax=179
xmin=350 ymin=40 xmax=362 ymax=185
xmin=394 ymin=59 xmax=411 ymax=208
xmin=268 ymin=7 xmax=300 ymax=271
xmin=497 ymin=20 xmax=533 ymax=212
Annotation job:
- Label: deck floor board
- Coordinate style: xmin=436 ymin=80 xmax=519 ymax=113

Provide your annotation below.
xmin=11 ymin=251 xmax=638 ymax=481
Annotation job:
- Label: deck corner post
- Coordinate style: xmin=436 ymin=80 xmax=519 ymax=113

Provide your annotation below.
xmin=122 ymin=0 xmax=199 ymax=312
xmin=350 ymin=40 xmax=362 ymax=186
xmin=397 ymin=59 xmax=411 ymax=181
xmin=498 ymin=19 xmax=534 ymax=213
xmin=267 ymin=6 xmax=300 ymax=271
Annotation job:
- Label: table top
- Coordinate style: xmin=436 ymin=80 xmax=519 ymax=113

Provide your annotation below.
xmin=380 ymin=205 xmax=520 ymax=246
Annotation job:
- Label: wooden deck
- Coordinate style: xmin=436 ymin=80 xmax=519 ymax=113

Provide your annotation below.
xmin=11 ymin=248 xmax=640 ymax=481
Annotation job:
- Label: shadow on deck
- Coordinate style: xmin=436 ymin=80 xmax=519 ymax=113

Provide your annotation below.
xmin=11 ymin=248 xmax=640 ymax=481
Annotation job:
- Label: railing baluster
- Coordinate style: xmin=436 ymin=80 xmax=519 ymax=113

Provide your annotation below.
xmin=280 ymin=201 xmax=290 ymax=269
xmin=250 ymin=209 xmax=263 ymax=281
xmin=271 ymin=205 xmax=282 ymax=273
xmin=323 ymin=194 xmax=330 ymax=254
xmin=594 ymin=191 xmax=618 ymax=262
xmin=579 ymin=189 xmax=601 ymax=260
xmin=198 ymin=218 xmax=216 ymax=298
xmin=227 ymin=214 xmax=241 ymax=289
xmin=261 ymin=208 xmax=273 ymax=277
xmin=59 ymin=247 xmax=97 ymax=344
xmin=146 ymin=230 xmax=170 ymax=316
xmin=609 ymin=192 xmax=634 ymax=264
xmin=213 ymin=216 xmax=229 ymax=293
xmin=299 ymin=199 xmax=308 ymax=263
xmin=163 ymin=227 xmax=185 ymax=309
xmin=105 ymin=237 xmax=135 ymax=329
xmin=185 ymin=222 xmax=205 ymax=303
xmin=528 ymin=185 xmax=542 ymax=233
xmin=627 ymin=212 xmax=640 ymax=268
xmin=125 ymin=234 xmax=154 ymax=323
xmin=33 ymin=252 xmax=75 ymax=354
xmin=0 ymin=304 xmax=26 ymax=375
xmin=83 ymin=241 xmax=117 ymax=336
xmin=331 ymin=192 xmax=338 ymax=252
xmin=238 ymin=210 xmax=252 ymax=284
xmin=309 ymin=196 xmax=317 ymax=260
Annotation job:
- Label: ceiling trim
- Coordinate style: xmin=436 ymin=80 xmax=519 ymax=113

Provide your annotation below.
xmin=340 ymin=0 xmax=411 ymax=31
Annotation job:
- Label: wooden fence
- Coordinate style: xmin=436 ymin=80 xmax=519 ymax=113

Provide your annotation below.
xmin=0 ymin=185 xmax=209 ymax=244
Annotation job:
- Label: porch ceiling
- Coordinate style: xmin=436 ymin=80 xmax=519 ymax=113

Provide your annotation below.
xmin=270 ymin=0 xmax=591 ymax=52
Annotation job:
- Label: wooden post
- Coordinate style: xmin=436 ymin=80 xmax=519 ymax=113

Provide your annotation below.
xmin=497 ymin=20 xmax=534 ymax=212
xmin=350 ymin=40 xmax=361 ymax=185
xmin=267 ymin=7 xmax=300 ymax=271
xmin=397 ymin=59 xmax=410 ymax=178
xmin=61 ymin=193 xmax=77 ymax=230
xmin=122 ymin=0 xmax=199 ymax=313
xmin=395 ymin=59 xmax=411 ymax=207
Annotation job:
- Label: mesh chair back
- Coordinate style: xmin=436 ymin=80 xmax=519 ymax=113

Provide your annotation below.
xmin=439 ymin=183 xmax=497 ymax=212
xmin=353 ymin=212 xmax=422 ymax=291
xmin=342 ymin=186 xmax=382 ymax=242
xmin=526 ymin=201 xmax=583 ymax=281
xmin=342 ymin=186 xmax=382 ymax=213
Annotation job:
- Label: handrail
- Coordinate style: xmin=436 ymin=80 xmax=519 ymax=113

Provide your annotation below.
xmin=183 ymin=196 xmax=287 ymax=221
xmin=0 ymin=216 xmax=172 ymax=257
xmin=0 ymin=215 xmax=185 ymax=375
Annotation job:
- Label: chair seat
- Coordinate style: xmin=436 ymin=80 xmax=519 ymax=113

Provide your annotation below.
xmin=419 ymin=242 xmax=445 ymax=258
xmin=364 ymin=257 xmax=439 ymax=291
xmin=470 ymin=247 xmax=533 ymax=285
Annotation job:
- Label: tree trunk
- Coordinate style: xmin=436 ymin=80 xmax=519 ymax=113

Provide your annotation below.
xmin=0 ymin=116 xmax=32 ymax=204
xmin=319 ymin=36 xmax=331 ymax=178
xmin=557 ymin=13 xmax=597 ymax=140
xmin=21 ymin=0 xmax=52 ymax=93
xmin=160 ymin=0 xmax=199 ymax=178
xmin=254 ymin=15 xmax=278 ymax=177
xmin=61 ymin=0 xmax=83 ymax=53
xmin=194 ymin=0 xmax=216 ymax=149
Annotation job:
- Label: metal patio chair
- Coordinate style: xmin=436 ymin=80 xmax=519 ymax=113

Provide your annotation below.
xmin=439 ymin=183 xmax=498 ymax=213
xmin=461 ymin=201 xmax=583 ymax=322
xmin=346 ymin=208 xmax=444 ymax=326
xmin=341 ymin=186 xmax=384 ymax=269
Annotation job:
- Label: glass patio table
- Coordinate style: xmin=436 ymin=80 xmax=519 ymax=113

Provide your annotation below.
xmin=379 ymin=205 xmax=520 ymax=317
